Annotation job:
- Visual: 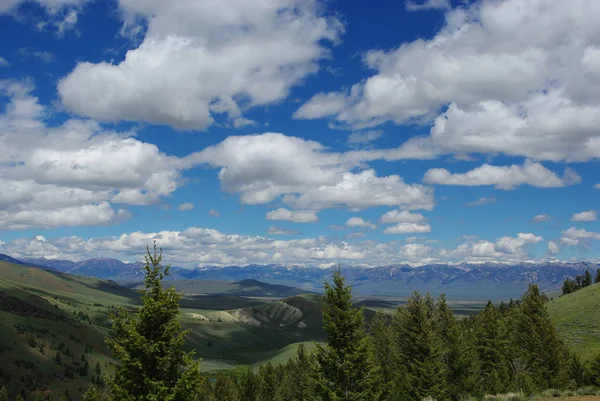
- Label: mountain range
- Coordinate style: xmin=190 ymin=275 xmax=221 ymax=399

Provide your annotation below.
xmin=8 ymin=253 xmax=597 ymax=299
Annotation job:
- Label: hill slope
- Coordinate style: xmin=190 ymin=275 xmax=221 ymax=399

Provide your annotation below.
xmin=548 ymin=282 xmax=600 ymax=360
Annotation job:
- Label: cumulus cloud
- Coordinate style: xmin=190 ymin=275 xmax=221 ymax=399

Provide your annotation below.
xmin=0 ymin=228 xmax=548 ymax=266
xmin=178 ymin=202 xmax=194 ymax=211
xmin=571 ymin=210 xmax=597 ymax=222
xmin=384 ymin=222 xmax=431 ymax=234
xmin=208 ymin=209 xmax=220 ymax=217
xmin=533 ymin=214 xmax=553 ymax=222
xmin=195 ymin=133 xmax=434 ymax=211
xmin=443 ymin=233 xmax=543 ymax=261
xmin=0 ymin=80 xmax=194 ymax=228
xmin=58 ymin=0 xmax=343 ymax=130
xmin=424 ymin=161 xmax=581 ymax=190
xmin=296 ymin=0 xmax=600 ymax=162
xmin=466 ymin=197 xmax=496 ymax=207
xmin=379 ymin=209 xmax=425 ymax=224
xmin=345 ymin=217 xmax=375 ymax=229
xmin=560 ymin=227 xmax=600 ymax=246
xmin=265 ymin=208 xmax=318 ymax=223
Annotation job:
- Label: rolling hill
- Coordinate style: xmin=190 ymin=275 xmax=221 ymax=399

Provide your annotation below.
xmin=548 ymin=282 xmax=600 ymax=360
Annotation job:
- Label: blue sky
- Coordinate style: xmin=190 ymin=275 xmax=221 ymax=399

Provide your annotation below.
xmin=0 ymin=0 xmax=599 ymax=267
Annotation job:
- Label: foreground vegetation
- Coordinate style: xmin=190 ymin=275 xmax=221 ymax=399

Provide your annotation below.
xmin=2 ymin=246 xmax=600 ymax=400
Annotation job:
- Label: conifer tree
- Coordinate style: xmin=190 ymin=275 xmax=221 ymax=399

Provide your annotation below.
xmin=14 ymin=394 xmax=24 ymax=401
xmin=583 ymin=270 xmax=593 ymax=287
xmin=254 ymin=362 xmax=277 ymax=401
xmin=313 ymin=268 xmax=381 ymax=401
xmin=392 ymin=292 xmax=445 ymax=401
xmin=595 ymin=269 xmax=600 ymax=284
xmin=473 ymin=301 xmax=509 ymax=395
xmin=213 ymin=373 xmax=238 ymax=401
xmin=106 ymin=243 xmax=203 ymax=401
xmin=0 ymin=387 xmax=7 ymax=401
xmin=509 ymin=285 xmax=570 ymax=392
xmin=369 ymin=312 xmax=397 ymax=400
xmin=82 ymin=385 xmax=105 ymax=401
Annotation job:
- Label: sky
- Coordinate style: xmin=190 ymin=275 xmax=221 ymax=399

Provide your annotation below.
xmin=0 ymin=0 xmax=599 ymax=267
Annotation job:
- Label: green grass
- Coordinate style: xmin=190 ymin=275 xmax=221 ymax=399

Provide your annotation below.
xmin=547 ymin=282 xmax=600 ymax=360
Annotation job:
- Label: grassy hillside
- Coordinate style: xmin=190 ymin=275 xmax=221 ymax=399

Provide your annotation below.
xmin=548 ymin=282 xmax=600 ymax=360
xmin=0 ymin=261 xmax=141 ymax=399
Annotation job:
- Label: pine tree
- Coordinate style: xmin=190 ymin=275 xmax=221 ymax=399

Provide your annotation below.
xmin=313 ymin=268 xmax=381 ymax=401
xmin=392 ymin=292 xmax=445 ymax=401
xmin=0 ymin=387 xmax=7 ymax=401
xmin=473 ymin=301 xmax=510 ymax=395
xmin=595 ymin=269 xmax=600 ymax=284
xmin=106 ymin=243 xmax=203 ymax=401
xmin=509 ymin=284 xmax=571 ymax=392
xmin=213 ymin=373 xmax=238 ymax=401
xmin=255 ymin=362 xmax=277 ymax=401
xmin=369 ymin=312 xmax=397 ymax=400
xmin=14 ymin=394 xmax=24 ymax=401
xmin=583 ymin=270 xmax=593 ymax=287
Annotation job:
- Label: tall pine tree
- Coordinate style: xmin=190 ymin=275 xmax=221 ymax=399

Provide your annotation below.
xmin=106 ymin=243 xmax=203 ymax=401
xmin=313 ymin=268 xmax=381 ymax=401
xmin=392 ymin=292 xmax=446 ymax=401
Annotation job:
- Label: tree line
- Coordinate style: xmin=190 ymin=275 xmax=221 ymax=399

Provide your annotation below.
xmin=2 ymin=244 xmax=600 ymax=401
xmin=562 ymin=269 xmax=600 ymax=295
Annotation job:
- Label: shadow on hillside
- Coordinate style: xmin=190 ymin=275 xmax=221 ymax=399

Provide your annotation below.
xmin=57 ymin=273 xmax=141 ymax=304
xmin=180 ymin=295 xmax=264 ymax=310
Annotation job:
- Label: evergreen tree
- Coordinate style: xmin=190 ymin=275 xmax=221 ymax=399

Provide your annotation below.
xmin=213 ymin=373 xmax=238 ymax=401
xmin=473 ymin=301 xmax=509 ymax=395
xmin=583 ymin=270 xmax=593 ymax=287
xmin=313 ymin=269 xmax=381 ymax=401
xmin=562 ymin=279 xmax=576 ymax=295
xmin=14 ymin=395 xmax=24 ymax=401
xmin=0 ymin=387 xmax=7 ymax=401
xmin=509 ymin=285 xmax=570 ymax=392
xmin=392 ymin=292 xmax=445 ymax=401
xmin=82 ymin=385 xmax=105 ymax=401
xmin=106 ymin=243 xmax=203 ymax=401
xmin=95 ymin=362 xmax=101 ymax=376
xmin=369 ymin=312 xmax=397 ymax=400
xmin=595 ymin=269 xmax=600 ymax=284
xmin=254 ymin=362 xmax=277 ymax=401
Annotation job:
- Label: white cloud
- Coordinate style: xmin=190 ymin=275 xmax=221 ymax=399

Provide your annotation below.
xmin=208 ymin=209 xmax=220 ymax=217
xmin=347 ymin=130 xmax=383 ymax=145
xmin=0 ymin=80 xmax=195 ymax=228
xmin=466 ymin=197 xmax=496 ymax=207
xmin=379 ymin=209 xmax=425 ymax=224
xmin=58 ymin=0 xmax=343 ymax=130
xmin=424 ymin=161 xmax=581 ymax=190
xmin=548 ymin=241 xmax=559 ymax=255
xmin=571 ymin=210 xmax=597 ymax=222
xmin=560 ymin=227 xmax=600 ymax=246
xmin=443 ymin=233 xmax=543 ymax=261
xmin=345 ymin=217 xmax=375 ymax=229
xmin=178 ymin=202 xmax=194 ymax=211
xmin=1 ymin=228 xmax=553 ymax=266
xmin=0 ymin=202 xmax=130 ymax=229
xmin=196 ymin=133 xmax=434 ymax=211
xmin=0 ymin=56 xmax=8 ymax=67
xmin=265 ymin=208 xmax=318 ymax=223
xmin=384 ymin=222 xmax=431 ymax=234
xmin=296 ymin=0 xmax=600 ymax=162
xmin=267 ymin=226 xmax=300 ymax=235
xmin=405 ymin=0 xmax=450 ymax=12
xmin=1 ymin=0 xmax=84 ymax=35
xmin=533 ymin=214 xmax=553 ymax=222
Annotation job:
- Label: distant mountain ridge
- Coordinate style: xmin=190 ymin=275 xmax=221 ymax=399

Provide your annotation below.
xmin=8 ymin=254 xmax=599 ymax=299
